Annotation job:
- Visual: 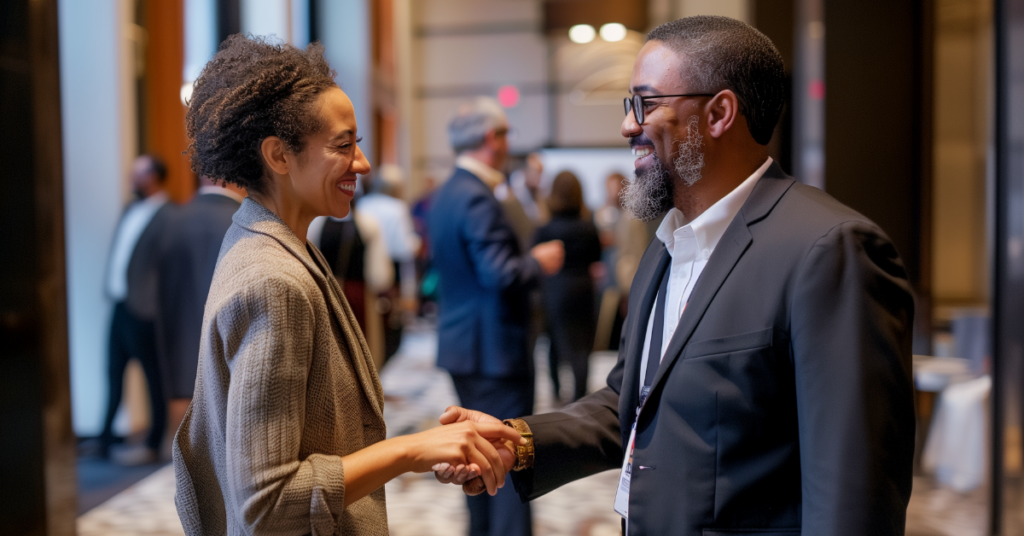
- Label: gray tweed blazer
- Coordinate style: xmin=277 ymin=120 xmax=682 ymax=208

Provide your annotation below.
xmin=173 ymin=198 xmax=388 ymax=536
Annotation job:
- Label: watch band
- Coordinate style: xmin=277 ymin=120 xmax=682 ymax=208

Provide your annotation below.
xmin=503 ymin=418 xmax=534 ymax=471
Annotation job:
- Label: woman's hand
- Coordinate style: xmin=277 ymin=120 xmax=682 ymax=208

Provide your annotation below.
xmin=432 ymin=406 xmax=517 ymax=496
xmin=400 ymin=420 xmax=523 ymax=496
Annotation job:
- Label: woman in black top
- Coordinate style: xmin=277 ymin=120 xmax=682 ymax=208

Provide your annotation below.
xmin=533 ymin=171 xmax=603 ymax=402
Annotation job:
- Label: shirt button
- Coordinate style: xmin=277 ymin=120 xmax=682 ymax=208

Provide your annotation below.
xmin=702 ymin=249 xmax=711 ymax=260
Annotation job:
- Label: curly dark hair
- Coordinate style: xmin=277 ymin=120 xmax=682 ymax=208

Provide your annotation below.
xmin=647 ymin=16 xmax=785 ymax=146
xmin=185 ymin=34 xmax=338 ymax=194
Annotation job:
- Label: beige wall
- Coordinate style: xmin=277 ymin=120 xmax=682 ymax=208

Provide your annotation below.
xmin=398 ymin=0 xmax=753 ymax=194
xmin=932 ymin=0 xmax=993 ymax=308
xmin=402 ymin=0 xmax=547 ymax=188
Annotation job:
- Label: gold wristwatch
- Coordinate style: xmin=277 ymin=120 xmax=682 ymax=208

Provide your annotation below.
xmin=503 ymin=418 xmax=534 ymax=471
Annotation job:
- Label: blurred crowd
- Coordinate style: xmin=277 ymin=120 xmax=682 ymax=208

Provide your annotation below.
xmin=93 ymin=99 xmax=653 ymax=494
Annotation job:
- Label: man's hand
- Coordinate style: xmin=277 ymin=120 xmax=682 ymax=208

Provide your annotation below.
xmin=433 ymin=406 xmax=516 ymax=495
xmin=531 ymin=240 xmax=564 ymax=275
xmin=403 ymin=420 xmax=523 ymax=496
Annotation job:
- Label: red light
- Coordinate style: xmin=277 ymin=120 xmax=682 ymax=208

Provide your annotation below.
xmin=497 ymin=85 xmax=520 ymax=108
xmin=809 ymin=80 xmax=825 ymax=100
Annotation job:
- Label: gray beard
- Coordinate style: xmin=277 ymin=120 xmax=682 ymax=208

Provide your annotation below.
xmin=620 ymin=154 xmax=673 ymax=222
xmin=620 ymin=115 xmax=705 ymax=222
xmin=674 ymin=115 xmax=705 ymax=187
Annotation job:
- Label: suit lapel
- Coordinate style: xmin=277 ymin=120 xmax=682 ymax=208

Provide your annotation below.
xmin=620 ymin=243 xmax=671 ymax=415
xmin=306 ymin=245 xmax=385 ymax=421
xmin=233 ymin=199 xmax=385 ymax=421
xmin=644 ymin=167 xmax=795 ymax=406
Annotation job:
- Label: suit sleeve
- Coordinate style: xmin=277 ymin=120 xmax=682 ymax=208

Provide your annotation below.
xmin=220 ymin=274 xmax=346 ymax=535
xmin=511 ymin=340 xmax=627 ymax=500
xmin=462 ymin=191 xmax=542 ymax=291
xmin=790 ymin=221 xmax=915 ymax=535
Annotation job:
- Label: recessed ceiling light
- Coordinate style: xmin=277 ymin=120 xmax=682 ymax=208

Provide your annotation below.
xmin=569 ymin=24 xmax=596 ymax=44
xmin=600 ymin=23 xmax=627 ymax=42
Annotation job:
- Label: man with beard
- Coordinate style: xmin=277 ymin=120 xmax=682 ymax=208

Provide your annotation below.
xmin=436 ymin=16 xmax=916 ymax=536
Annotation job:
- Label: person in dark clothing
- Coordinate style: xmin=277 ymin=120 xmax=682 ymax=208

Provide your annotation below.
xmin=319 ymin=216 xmax=369 ymax=327
xmin=157 ymin=176 xmax=244 ymax=436
xmin=534 ymin=171 xmax=603 ymax=402
xmin=307 ymin=181 xmax=395 ymax=369
xmin=100 ymin=154 xmax=174 ymax=464
xmin=429 ymin=97 xmax=564 ymax=536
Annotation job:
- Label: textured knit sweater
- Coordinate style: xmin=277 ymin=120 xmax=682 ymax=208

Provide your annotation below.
xmin=173 ymin=199 xmax=388 ymax=535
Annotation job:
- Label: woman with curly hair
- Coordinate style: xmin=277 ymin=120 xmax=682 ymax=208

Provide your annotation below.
xmin=172 ymin=35 xmax=521 ymax=535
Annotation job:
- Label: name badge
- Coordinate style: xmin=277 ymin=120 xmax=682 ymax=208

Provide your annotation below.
xmin=613 ymin=422 xmax=637 ymax=518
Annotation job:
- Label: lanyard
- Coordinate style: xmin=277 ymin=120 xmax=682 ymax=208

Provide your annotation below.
xmin=638 ymin=267 xmax=671 ymax=407
xmin=615 ymin=267 xmax=672 ymax=521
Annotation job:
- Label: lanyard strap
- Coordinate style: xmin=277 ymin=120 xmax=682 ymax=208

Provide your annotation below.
xmin=640 ymin=267 xmax=671 ymax=406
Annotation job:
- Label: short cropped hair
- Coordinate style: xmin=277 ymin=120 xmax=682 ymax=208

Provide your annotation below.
xmin=447 ymin=97 xmax=508 ymax=153
xmin=647 ymin=16 xmax=785 ymax=145
xmin=185 ymin=34 xmax=338 ymax=194
xmin=143 ymin=155 xmax=168 ymax=182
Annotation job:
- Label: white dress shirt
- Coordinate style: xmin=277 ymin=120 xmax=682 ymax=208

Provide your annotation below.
xmin=105 ymin=191 xmax=169 ymax=301
xmin=356 ymin=193 xmax=422 ymax=263
xmin=639 ymin=157 xmax=773 ymax=380
xmin=198 ymin=184 xmax=244 ymax=203
xmin=455 ymin=155 xmax=505 ymax=191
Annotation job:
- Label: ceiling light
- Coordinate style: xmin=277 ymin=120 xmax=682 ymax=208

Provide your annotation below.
xmin=568 ymin=24 xmax=596 ymax=44
xmin=180 ymin=81 xmax=194 ymax=106
xmin=600 ymin=23 xmax=627 ymax=42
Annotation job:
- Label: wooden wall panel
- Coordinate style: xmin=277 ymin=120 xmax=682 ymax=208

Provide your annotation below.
xmin=145 ymin=0 xmax=193 ymax=202
xmin=0 ymin=0 xmax=76 ymax=534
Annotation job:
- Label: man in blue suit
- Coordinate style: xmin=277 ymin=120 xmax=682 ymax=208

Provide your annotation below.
xmin=429 ymin=97 xmax=564 ymax=536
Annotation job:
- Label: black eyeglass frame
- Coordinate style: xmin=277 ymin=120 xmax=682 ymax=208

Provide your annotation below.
xmin=624 ymin=93 xmax=716 ymax=125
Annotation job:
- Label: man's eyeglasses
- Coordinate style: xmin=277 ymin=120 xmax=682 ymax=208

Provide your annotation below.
xmin=624 ymin=93 xmax=716 ymax=125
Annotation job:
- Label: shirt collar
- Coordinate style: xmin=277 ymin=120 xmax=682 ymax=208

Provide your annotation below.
xmin=656 ymin=157 xmax=773 ymax=258
xmin=199 ymin=185 xmax=244 ymax=203
xmin=142 ymin=190 xmax=169 ymax=207
xmin=456 ymin=155 xmax=505 ymax=191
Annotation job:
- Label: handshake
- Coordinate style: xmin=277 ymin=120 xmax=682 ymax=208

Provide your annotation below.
xmin=427 ymin=406 xmax=519 ymax=497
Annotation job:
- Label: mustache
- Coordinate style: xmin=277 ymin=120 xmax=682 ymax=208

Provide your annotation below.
xmin=629 ymin=133 xmax=654 ymax=149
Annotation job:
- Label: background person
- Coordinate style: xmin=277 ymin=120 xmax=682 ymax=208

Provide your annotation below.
xmin=173 ymin=36 xmax=522 ymax=536
xmin=357 ymin=163 xmax=421 ymax=359
xmin=534 ymin=171 xmax=603 ymax=403
xmin=307 ymin=181 xmax=394 ymax=369
xmin=593 ymin=171 xmax=654 ymax=351
xmin=156 ymin=175 xmax=245 ymax=443
xmin=428 ymin=97 xmax=564 ymax=536
xmin=99 ymin=154 xmax=174 ymax=465
xmin=506 ymin=152 xmax=547 ymax=225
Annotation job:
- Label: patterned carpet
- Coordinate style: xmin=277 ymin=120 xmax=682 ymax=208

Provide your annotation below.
xmin=77 ymin=327 xmax=985 ymax=535
xmin=78 ymin=329 xmax=622 ymax=536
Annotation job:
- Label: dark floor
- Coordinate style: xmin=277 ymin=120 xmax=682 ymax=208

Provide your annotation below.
xmin=77 ymin=441 xmax=167 ymax=515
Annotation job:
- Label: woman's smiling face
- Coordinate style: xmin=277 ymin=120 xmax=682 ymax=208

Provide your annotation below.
xmin=289 ymin=87 xmax=370 ymax=220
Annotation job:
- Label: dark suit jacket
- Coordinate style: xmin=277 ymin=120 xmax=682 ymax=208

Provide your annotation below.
xmin=120 ymin=201 xmax=176 ymax=321
xmin=511 ymin=163 xmax=916 ymax=536
xmin=429 ymin=168 xmax=542 ymax=379
xmin=157 ymin=192 xmax=240 ymax=398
